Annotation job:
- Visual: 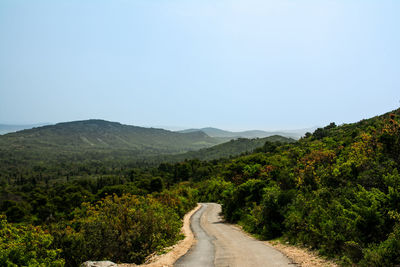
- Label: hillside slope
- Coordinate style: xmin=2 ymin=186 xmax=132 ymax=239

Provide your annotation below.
xmin=196 ymin=108 xmax=400 ymax=266
xmin=0 ymin=119 xmax=223 ymax=152
xmin=1 ymin=109 xmax=399 ymax=266
xmin=0 ymin=120 xmax=226 ymax=168
xmin=179 ymin=127 xmax=306 ymax=139
xmin=168 ymin=135 xmax=295 ymax=162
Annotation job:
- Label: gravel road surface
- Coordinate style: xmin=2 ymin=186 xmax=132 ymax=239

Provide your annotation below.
xmin=175 ymin=203 xmax=294 ymax=267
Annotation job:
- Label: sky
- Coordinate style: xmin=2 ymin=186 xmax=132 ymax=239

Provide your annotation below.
xmin=0 ymin=0 xmax=399 ymax=131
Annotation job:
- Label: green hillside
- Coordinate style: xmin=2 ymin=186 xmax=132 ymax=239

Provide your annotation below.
xmin=0 ymin=120 xmax=292 ymax=184
xmin=0 ymin=119 xmax=222 ymax=152
xmin=0 ymin=120 xmax=230 ymax=180
xmin=0 ymin=119 xmax=226 ymax=167
xmin=2 ymin=109 xmax=400 ymax=266
xmin=168 ymin=135 xmax=295 ymax=161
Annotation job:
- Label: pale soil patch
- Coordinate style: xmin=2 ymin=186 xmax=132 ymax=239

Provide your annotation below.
xmin=268 ymin=241 xmax=339 ymax=267
xmin=230 ymin=223 xmax=338 ymax=267
xmin=118 ymin=204 xmax=201 ymax=267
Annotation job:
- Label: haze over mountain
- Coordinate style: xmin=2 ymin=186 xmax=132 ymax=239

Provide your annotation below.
xmin=0 ymin=123 xmax=50 ymax=135
xmin=178 ymin=127 xmax=315 ymax=139
xmin=167 ymin=135 xmax=295 ymax=162
xmin=0 ymin=120 xmax=225 ymax=155
xmin=0 ymin=122 xmax=315 ymax=139
xmin=0 ymin=119 xmax=296 ymax=173
xmin=2 ymin=1 xmax=399 ymax=132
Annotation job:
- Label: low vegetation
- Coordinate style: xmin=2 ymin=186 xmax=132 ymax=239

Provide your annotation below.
xmin=198 ymin=109 xmax=400 ymax=265
xmin=1 ymin=109 xmax=400 ymax=266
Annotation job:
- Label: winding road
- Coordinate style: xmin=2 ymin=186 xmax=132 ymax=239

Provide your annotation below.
xmin=174 ymin=203 xmax=294 ymax=267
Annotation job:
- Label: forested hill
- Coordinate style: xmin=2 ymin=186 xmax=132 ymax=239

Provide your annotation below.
xmin=0 ymin=119 xmax=224 ymax=155
xmin=0 ymin=119 xmax=294 ymax=182
xmin=167 ymin=135 xmax=295 ymax=161
xmin=1 ymin=109 xmax=400 ymax=266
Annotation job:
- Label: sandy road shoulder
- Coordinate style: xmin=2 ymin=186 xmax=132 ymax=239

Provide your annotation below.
xmin=225 ymin=217 xmax=338 ymax=267
xmin=267 ymin=241 xmax=339 ymax=267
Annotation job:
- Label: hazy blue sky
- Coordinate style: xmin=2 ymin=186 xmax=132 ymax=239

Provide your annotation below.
xmin=1 ymin=0 xmax=399 ymax=131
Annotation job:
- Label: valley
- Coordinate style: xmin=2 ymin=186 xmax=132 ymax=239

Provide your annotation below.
xmin=1 ymin=109 xmax=400 ymax=266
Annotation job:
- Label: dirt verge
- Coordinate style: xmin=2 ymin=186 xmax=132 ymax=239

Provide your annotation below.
xmin=230 ymin=222 xmax=338 ymax=267
xmin=268 ymin=241 xmax=339 ymax=267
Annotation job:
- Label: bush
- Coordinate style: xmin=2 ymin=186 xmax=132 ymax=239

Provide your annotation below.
xmin=360 ymin=223 xmax=400 ymax=266
xmin=53 ymin=194 xmax=182 ymax=266
xmin=257 ymin=184 xmax=295 ymax=239
xmin=196 ymin=178 xmax=233 ymax=203
xmin=0 ymin=215 xmax=64 ymax=266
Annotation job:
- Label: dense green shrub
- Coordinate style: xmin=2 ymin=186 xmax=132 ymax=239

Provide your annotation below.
xmin=0 ymin=215 xmax=64 ymax=266
xmin=2 ymin=108 xmax=400 ymax=266
xmin=154 ymin=183 xmax=197 ymax=217
xmin=360 ymin=222 xmax=400 ymax=266
xmin=52 ymin=194 xmax=183 ymax=266
xmin=256 ymin=184 xmax=296 ymax=239
xmin=196 ymin=178 xmax=233 ymax=203
xmin=215 ymin=111 xmax=400 ymax=265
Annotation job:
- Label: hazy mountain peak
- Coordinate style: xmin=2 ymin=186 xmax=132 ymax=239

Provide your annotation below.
xmin=0 ymin=119 xmax=223 ymax=158
xmin=178 ymin=127 xmax=306 ymax=139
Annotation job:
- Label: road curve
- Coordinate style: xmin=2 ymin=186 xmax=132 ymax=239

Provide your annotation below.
xmin=174 ymin=203 xmax=294 ymax=267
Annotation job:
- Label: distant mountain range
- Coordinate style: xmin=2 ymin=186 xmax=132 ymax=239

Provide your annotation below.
xmin=1 ymin=123 xmax=315 ymax=139
xmin=0 ymin=119 xmax=299 ymax=169
xmin=0 ymin=120 xmax=224 ymax=155
xmin=178 ymin=127 xmax=315 ymax=139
